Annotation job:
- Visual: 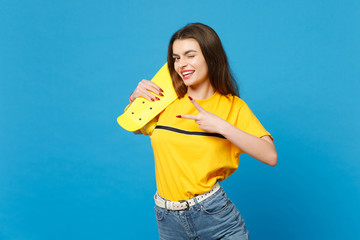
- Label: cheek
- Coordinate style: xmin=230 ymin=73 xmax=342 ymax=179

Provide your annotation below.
xmin=175 ymin=64 xmax=184 ymax=77
xmin=196 ymin=63 xmax=207 ymax=76
xmin=193 ymin=58 xmax=206 ymax=70
xmin=174 ymin=62 xmax=179 ymax=72
xmin=174 ymin=68 xmax=181 ymax=78
xmin=199 ymin=61 xmax=209 ymax=76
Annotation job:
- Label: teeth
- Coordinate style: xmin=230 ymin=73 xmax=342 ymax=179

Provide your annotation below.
xmin=182 ymin=71 xmax=194 ymax=76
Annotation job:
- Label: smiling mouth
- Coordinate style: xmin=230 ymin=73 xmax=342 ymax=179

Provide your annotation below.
xmin=181 ymin=70 xmax=195 ymax=79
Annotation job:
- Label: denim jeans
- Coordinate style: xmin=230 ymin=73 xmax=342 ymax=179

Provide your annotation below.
xmin=154 ymin=187 xmax=249 ymax=240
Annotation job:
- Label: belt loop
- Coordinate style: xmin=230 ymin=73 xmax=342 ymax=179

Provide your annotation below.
xmin=164 ymin=199 xmax=168 ymax=213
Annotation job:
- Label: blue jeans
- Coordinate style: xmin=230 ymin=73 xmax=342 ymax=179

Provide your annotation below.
xmin=154 ymin=187 xmax=249 ymax=240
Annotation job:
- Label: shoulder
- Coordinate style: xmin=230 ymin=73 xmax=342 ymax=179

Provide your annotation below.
xmin=219 ymin=94 xmax=247 ymax=109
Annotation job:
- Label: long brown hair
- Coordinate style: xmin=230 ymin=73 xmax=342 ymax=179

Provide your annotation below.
xmin=167 ymin=23 xmax=239 ymax=98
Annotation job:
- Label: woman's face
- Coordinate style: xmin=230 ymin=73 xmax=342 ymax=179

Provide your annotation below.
xmin=172 ymin=38 xmax=209 ymax=89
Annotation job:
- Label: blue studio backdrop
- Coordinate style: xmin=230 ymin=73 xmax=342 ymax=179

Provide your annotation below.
xmin=1 ymin=0 xmax=359 ymax=239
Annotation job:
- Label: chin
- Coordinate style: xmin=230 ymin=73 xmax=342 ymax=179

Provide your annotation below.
xmin=182 ymin=80 xmax=193 ymax=87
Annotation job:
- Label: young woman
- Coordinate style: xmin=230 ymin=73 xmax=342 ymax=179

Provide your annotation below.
xmin=129 ymin=23 xmax=277 ymax=240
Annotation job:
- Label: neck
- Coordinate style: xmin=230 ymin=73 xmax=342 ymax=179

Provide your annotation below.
xmin=187 ymin=84 xmax=215 ymax=100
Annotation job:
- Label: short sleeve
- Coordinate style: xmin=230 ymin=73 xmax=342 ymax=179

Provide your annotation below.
xmin=140 ymin=116 xmax=158 ymax=135
xmin=234 ymin=100 xmax=273 ymax=140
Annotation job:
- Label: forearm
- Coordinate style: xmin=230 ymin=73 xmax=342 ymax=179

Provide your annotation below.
xmin=219 ymin=121 xmax=278 ymax=166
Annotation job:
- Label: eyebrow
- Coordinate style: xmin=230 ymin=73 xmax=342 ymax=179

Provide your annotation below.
xmin=172 ymin=50 xmax=197 ymax=56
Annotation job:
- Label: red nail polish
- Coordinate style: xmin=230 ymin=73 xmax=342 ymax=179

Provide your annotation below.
xmin=159 ymin=93 xmax=164 ymax=97
xmin=151 ymin=98 xmax=155 ymax=101
xmin=155 ymin=97 xmax=160 ymax=100
xmin=176 ymin=115 xmax=182 ymax=118
xmin=160 ymin=88 xmax=164 ymax=92
xmin=188 ymin=96 xmax=193 ymax=100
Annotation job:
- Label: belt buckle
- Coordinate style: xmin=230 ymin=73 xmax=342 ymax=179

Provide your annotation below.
xmin=178 ymin=200 xmax=190 ymax=210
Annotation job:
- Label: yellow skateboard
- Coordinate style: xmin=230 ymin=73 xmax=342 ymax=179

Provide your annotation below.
xmin=117 ymin=63 xmax=177 ymax=132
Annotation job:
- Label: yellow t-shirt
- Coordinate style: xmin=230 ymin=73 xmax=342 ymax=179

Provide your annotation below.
xmin=150 ymin=92 xmax=271 ymax=201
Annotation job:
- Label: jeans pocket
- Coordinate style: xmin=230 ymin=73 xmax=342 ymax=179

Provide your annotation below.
xmin=154 ymin=206 xmax=165 ymax=221
xmin=201 ymin=191 xmax=230 ymax=215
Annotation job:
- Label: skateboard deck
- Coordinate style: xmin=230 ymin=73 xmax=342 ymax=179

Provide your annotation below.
xmin=117 ymin=63 xmax=177 ymax=132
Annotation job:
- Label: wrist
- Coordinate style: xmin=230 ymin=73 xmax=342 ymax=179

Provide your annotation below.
xmin=218 ymin=120 xmax=232 ymax=136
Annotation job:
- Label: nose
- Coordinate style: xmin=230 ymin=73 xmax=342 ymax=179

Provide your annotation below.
xmin=178 ymin=58 xmax=188 ymax=68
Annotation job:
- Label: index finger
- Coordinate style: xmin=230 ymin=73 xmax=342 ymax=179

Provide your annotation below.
xmin=147 ymin=81 xmax=164 ymax=94
xmin=176 ymin=114 xmax=198 ymax=120
xmin=188 ymin=96 xmax=205 ymax=113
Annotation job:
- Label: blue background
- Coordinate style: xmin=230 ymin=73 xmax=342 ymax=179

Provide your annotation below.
xmin=1 ymin=0 xmax=359 ymax=239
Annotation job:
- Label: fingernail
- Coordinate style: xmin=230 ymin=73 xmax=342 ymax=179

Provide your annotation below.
xmin=176 ymin=115 xmax=182 ymax=118
xmin=160 ymin=88 xmax=164 ymax=92
xmin=155 ymin=97 xmax=160 ymax=100
xmin=151 ymin=98 xmax=155 ymax=101
xmin=188 ymin=96 xmax=193 ymax=100
xmin=159 ymin=93 xmax=164 ymax=97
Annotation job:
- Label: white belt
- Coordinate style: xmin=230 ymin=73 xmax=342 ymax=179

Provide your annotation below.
xmin=154 ymin=182 xmax=221 ymax=211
